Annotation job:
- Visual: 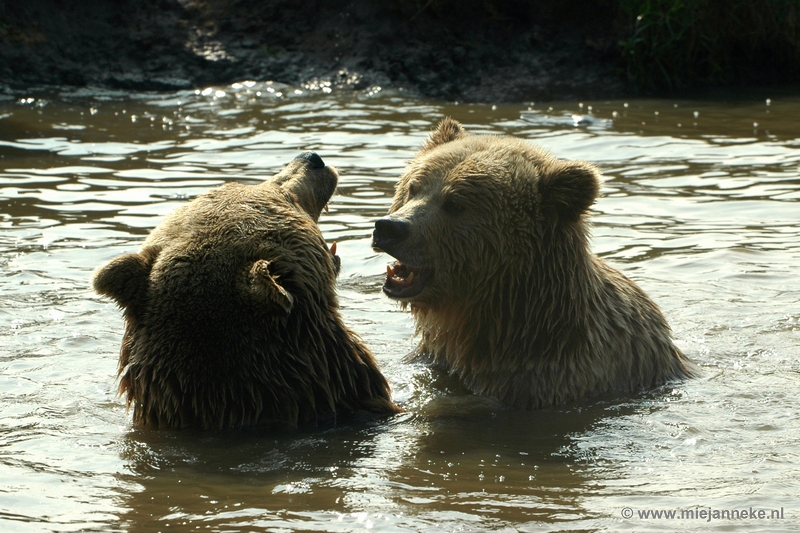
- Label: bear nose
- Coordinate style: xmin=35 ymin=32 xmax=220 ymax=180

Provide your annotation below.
xmin=295 ymin=151 xmax=325 ymax=169
xmin=373 ymin=217 xmax=411 ymax=251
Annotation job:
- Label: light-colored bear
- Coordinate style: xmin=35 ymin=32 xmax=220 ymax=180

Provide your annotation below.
xmin=373 ymin=118 xmax=694 ymax=408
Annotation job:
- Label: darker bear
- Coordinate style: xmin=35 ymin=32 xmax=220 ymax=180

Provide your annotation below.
xmin=94 ymin=152 xmax=401 ymax=429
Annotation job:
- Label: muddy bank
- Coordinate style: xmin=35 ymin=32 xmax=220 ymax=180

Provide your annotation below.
xmin=0 ymin=0 xmax=633 ymax=102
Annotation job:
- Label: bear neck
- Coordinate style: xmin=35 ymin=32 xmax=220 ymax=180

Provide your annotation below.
xmin=412 ymin=222 xmax=619 ymax=405
xmin=118 ymin=302 xmax=398 ymax=430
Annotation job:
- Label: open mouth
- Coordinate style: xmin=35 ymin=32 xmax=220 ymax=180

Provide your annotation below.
xmin=383 ymin=261 xmax=428 ymax=299
xmin=329 ymin=241 xmax=341 ymax=276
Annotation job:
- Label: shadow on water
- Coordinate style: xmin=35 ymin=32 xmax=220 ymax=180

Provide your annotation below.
xmin=113 ymin=366 xmax=673 ymax=531
xmin=116 ymin=417 xmax=400 ymax=531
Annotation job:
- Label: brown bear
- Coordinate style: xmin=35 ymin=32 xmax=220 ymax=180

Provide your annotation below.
xmin=94 ymin=152 xmax=401 ymax=430
xmin=372 ymin=118 xmax=694 ymax=409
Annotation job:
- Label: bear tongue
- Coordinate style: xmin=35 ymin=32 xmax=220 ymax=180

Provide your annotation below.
xmin=329 ymin=241 xmax=341 ymax=275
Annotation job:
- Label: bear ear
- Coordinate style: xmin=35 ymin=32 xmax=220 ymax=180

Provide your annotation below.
xmin=539 ymin=160 xmax=601 ymax=221
xmin=420 ymin=117 xmax=467 ymax=152
xmin=92 ymin=246 xmax=161 ymax=310
xmin=244 ymin=259 xmax=294 ymax=314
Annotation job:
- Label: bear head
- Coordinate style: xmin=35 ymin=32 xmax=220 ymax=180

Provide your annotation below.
xmin=94 ymin=152 xmax=399 ymax=429
xmin=373 ymin=117 xmax=601 ymax=307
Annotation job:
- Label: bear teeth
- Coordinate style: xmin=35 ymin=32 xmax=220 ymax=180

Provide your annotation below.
xmin=329 ymin=241 xmax=337 ymax=256
xmin=386 ymin=262 xmax=416 ymax=288
xmin=383 ymin=261 xmax=427 ymax=298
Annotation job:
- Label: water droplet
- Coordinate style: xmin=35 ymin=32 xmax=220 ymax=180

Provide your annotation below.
xmin=612 ymin=111 xmax=619 ymax=118
xmin=693 ymin=111 xmax=699 ymax=118
xmin=623 ymin=102 xmax=629 ymax=108
xmin=766 ymin=98 xmax=771 ymax=106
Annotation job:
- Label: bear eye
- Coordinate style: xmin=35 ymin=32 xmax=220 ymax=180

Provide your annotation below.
xmin=407 ymin=180 xmax=421 ymax=198
xmin=441 ymin=195 xmax=464 ymax=215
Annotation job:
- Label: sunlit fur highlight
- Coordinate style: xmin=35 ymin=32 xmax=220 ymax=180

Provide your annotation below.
xmin=388 ymin=118 xmax=694 ymax=408
xmin=94 ymin=158 xmax=400 ymax=430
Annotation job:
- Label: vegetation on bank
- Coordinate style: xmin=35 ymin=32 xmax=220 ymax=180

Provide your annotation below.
xmin=400 ymin=0 xmax=800 ymax=91
xmin=617 ymin=0 xmax=800 ymax=90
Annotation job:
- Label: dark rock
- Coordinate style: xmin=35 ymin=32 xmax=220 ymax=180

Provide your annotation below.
xmin=0 ymin=0 xmax=628 ymax=102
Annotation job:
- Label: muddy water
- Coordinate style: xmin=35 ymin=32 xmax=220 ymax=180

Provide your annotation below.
xmin=1 ymin=83 xmax=799 ymax=532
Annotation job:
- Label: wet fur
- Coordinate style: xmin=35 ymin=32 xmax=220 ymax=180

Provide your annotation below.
xmin=94 ymin=158 xmax=400 ymax=429
xmin=385 ymin=118 xmax=694 ymax=408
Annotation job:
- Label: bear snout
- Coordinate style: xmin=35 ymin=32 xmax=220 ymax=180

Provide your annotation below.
xmin=294 ymin=151 xmax=326 ymax=169
xmin=372 ymin=217 xmax=411 ymax=253
xmin=274 ymin=152 xmax=338 ymax=221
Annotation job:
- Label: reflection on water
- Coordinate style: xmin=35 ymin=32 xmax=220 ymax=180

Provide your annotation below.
xmin=1 ymin=83 xmax=799 ymax=531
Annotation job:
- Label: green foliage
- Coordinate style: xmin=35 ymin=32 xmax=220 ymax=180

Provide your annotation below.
xmin=617 ymin=0 xmax=800 ymax=90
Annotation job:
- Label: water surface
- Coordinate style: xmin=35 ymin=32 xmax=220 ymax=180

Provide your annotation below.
xmin=1 ymin=83 xmax=799 ymax=532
